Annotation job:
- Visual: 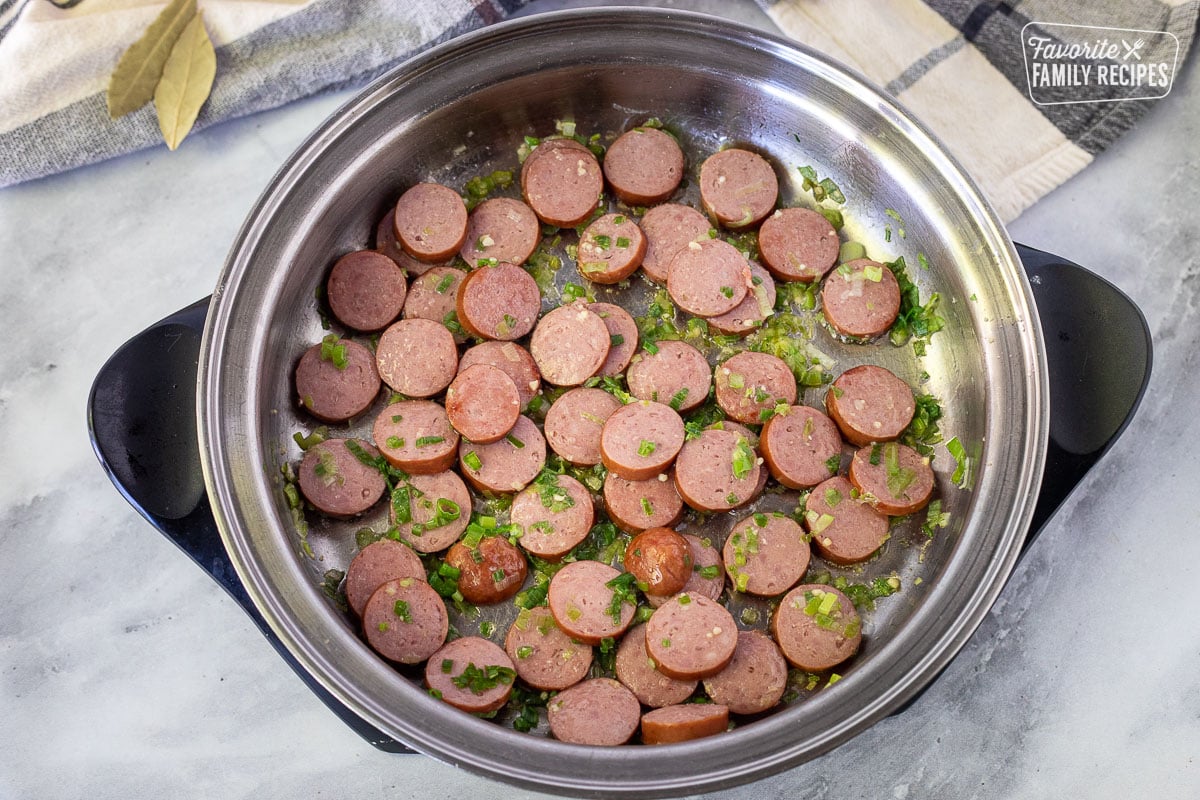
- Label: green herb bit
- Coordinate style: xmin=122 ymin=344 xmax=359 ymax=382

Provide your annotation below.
xmin=610 ymin=334 xmax=625 ymax=347
xmin=386 ymin=436 xmax=405 ymax=449
xmin=819 ymin=206 xmax=844 ymax=230
xmin=901 ymin=393 xmax=944 ymax=456
xmin=319 ymin=334 xmax=349 ymax=370
xmin=917 ymin=253 xmax=930 ymax=271
xmin=534 ymin=470 xmax=576 ymax=512
xmin=947 ymin=436 xmax=972 ymax=488
xmin=824 ymin=487 xmax=843 ymax=507
xmin=463 ymin=450 xmax=482 ymax=471
xmin=562 ymin=282 xmax=587 ymax=302
xmin=415 ymin=436 xmax=445 ymax=447
xmin=869 ymin=443 xmax=882 ymax=466
xmin=698 ymin=565 xmax=721 ymax=580
xmin=516 ymin=645 xmax=534 ymax=660
xmin=731 ymin=436 xmax=755 ymax=481
xmin=505 ymin=434 xmax=526 ymax=449
xmin=839 ymin=241 xmax=865 ymax=263
xmin=640 ymin=497 xmax=654 ymax=517
xmin=668 ymin=388 xmax=689 ymax=411
xmin=293 ymin=426 xmax=329 ymax=451
xmin=480 ymin=620 xmax=496 ymax=637
xmin=883 ymin=441 xmax=917 ymax=498
xmin=613 ymin=214 xmax=626 ymax=225
xmin=435 ymin=274 xmax=455 ymax=294
xmin=637 ymin=439 xmax=657 ymax=457
xmin=392 ymin=599 xmax=413 ymax=623
xmin=616 ymin=236 xmax=631 ymax=248
xmin=725 ymin=492 xmax=740 ymax=505
xmin=592 ymin=233 xmax=612 ymax=249
xmin=720 ymin=285 xmax=734 ymax=298
xmin=825 ymin=454 xmax=841 ymax=475
xmin=451 ymin=662 xmax=516 ymax=695
xmin=495 ymin=313 xmax=517 ymax=337
xmin=921 ymin=499 xmax=951 ymax=538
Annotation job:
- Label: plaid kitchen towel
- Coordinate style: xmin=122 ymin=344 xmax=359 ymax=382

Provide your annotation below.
xmin=756 ymin=0 xmax=1199 ymax=220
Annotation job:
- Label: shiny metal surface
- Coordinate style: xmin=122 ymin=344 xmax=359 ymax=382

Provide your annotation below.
xmin=198 ymin=8 xmax=1046 ymax=796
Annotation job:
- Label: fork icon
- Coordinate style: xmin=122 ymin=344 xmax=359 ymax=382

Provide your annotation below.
xmin=1122 ymin=38 xmax=1146 ymax=60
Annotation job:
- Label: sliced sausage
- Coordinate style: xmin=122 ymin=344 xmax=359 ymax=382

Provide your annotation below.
xmin=758 ymin=207 xmax=840 ymax=283
xmin=460 ymin=196 xmax=540 ymax=268
xmin=848 ymin=441 xmax=935 ymax=516
xmin=372 ymin=400 xmax=459 ymax=474
xmin=722 ymin=512 xmax=810 ymax=596
xmin=624 ymin=527 xmax=693 ymax=597
xmin=673 ymin=428 xmax=762 ymax=512
xmin=445 ymin=363 xmax=520 ymax=444
xmin=666 ymin=238 xmax=748 ymax=317
xmin=646 ymin=533 xmax=724 ymax=609
xmin=362 ymin=577 xmax=448 ymax=664
xmin=804 ymin=475 xmax=890 ymax=564
xmin=639 ymin=203 xmax=712 ymax=284
xmin=698 ymin=148 xmax=778 ymax=229
xmin=505 ymin=606 xmax=593 ymax=692
xmin=445 ymin=535 xmax=528 ymax=604
xmin=510 ymin=473 xmax=595 ymax=560
xmin=547 ymin=560 xmax=636 ymax=645
xmin=588 ymin=302 xmax=639 ymax=376
xmin=529 ymin=302 xmax=611 ymax=387
xmin=703 ymin=630 xmax=788 ymax=715
xmin=773 ymin=584 xmax=862 ymax=672
xmin=602 ymin=471 xmax=684 ymax=534
xmin=576 ymin=213 xmax=647 ymax=284
xmin=599 ymin=400 xmax=686 ymax=481
xmin=295 ymin=337 xmax=381 ymax=423
xmin=714 ymin=351 xmax=798 ymax=424
xmin=376 ymin=208 xmax=446 ymax=278
xmin=614 ymin=623 xmax=697 ymax=708
xmin=644 ymin=593 xmax=738 ymax=680
xmin=706 ymin=260 xmax=777 ymax=336
xmin=458 ymin=415 xmax=547 ymax=494
xmin=403 ymin=266 xmax=467 ymax=342
xmin=326 ymin=249 xmax=407 ymax=332
xmin=640 ymin=703 xmax=729 ymax=744
xmin=375 ymin=318 xmax=458 ymax=398
xmin=821 ymin=258 xmax=901 ymax=339
xmin=393 ymin=182 xmax=468 ymax=263
xmin=456 ymin=262 xmax=541 ymax=341
xmin=759 ymin=405 xmax=843 ymax=489
xmin=625 ymin=339 xmax=711 ymax=413
xmin=458 ymin=340 xmax=542 ymax=411
xmin=521 ymin=139 xmax=603 ymax=228
xmin=547 ymin=678 xmax=641 ymax=746
xmin=543 ymin=387 xmax=621 ymax=466
xmin=825 ymin=364 xmax=915 ymax=447
xmin=344 ymin=538 xmax=426 ymax=618
xmin=297 ymin=438 xmax=386 ymax=517
xmin=425 ymin=636 xmax=516 ymax=714
xmin=602 ymin=126 xmax=685 ymax=206
xmin=388 ymin=470 xmax=471 ymax=552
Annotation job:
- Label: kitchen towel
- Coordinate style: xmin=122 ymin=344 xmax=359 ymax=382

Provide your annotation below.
xmin=1 ymin=0 xmax=1196 ymax=221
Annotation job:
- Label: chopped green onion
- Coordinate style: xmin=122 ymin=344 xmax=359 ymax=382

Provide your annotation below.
xmin=319 ymin=334 xmax=349 ymax=370
xmin=505 ymin=434 xmax=526 ymax=449
xmin=640 ymin=497 xmax=653 ymax=517
xmin=415 ymin=436 xmax=445 ymax=447
xmin=393 ymin=599 xmax=413 ymax=623
xmin=464 ymin=451 xmax=482 ymax=471
xmin=637 ymin=440 xmax=657 ymax=457
xmin=610 ymin=334 xmax=625 ymax=347
xmin=435 ymin=275 xmax=455 ymax=294
xmin=731 ymin=437 xmax=755 ymax=480
xmin=720 ymin=286 xmax=734 ymax=298
xmin=616 ymin=236 xmax=631 ymax=248
xmin=668 ymin=388 xmax=689 ymax=411
xmin=386 ymin=436 xmax=405 ymax=449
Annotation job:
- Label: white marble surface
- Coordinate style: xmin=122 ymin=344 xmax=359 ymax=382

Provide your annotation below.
xmin=2 ymin=1 xmax=1198 ymax=798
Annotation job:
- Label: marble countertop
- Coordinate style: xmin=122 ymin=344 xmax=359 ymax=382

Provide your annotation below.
xmin=2 ymin=1 xmax=1198 ymax=798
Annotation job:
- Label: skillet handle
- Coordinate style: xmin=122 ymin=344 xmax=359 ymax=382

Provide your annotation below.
xmin=87 ymin=298 xmax=412 ymax=754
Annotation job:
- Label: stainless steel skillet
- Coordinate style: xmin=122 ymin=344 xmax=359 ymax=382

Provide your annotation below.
xmin=88 ymin=7 xmax=1151 ymax=796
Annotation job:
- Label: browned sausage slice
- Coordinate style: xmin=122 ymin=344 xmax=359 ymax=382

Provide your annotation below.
xmin=543 ymin=387 xmax=621 ymax=466
xmin=460 ymin=196 xmax=540 ymax=268
xmin=699 ymin=148 xmax=778 ymax=229
xmin=510 ymin=474 xmax=595 ymax=560
xmin=326 ymin=249 xmax=407 ymax=332
xmin=703 ymin=630 xmax=788 ymax=715
xmin=640 ymin=703 xmax=729 ymax=744
xmin=458 ymin=415 xmax=547 ymax=493
xmin=376 ymin=209 xmax=447 ymax=278
xmin=848 ymin=441 xmax=935 ymax=515
xmin=505 ymin=606 xmax=593 ymax=692
xmin=547 ymin=678 xmax=641 ymax=746
xmin=644 ymin=593 xmax=738 ymax=680
xmin=614 ymin=623 xmax=697 ymax=708
xmin=706 ymin=260 xmax=777 ymax=337
xmin=547 ymin=560 xmax=636 ymax=645
xmin=372 ymin=400 xmax=459 ymax=474
xmin=375 ymin=318 xmax=458 ymax=398
xmin=667 ymin=238 xmax=748 ymax=317
xmin=646 ymin=533 xmax=724 ymax=609
xmin=576 ymin=213 xmax=647 ymax=284
xmin=388 ymin=470 xmax=471 ymax=552
xmin=445 ymin=535 xmax=528 ymax=604
xmin=362 ymin=577 xmax=448 ymax=664
xmin=624 ymin=527 xmax=693 ymax=597
xmin=825 ymin=364 xmax=915 ymax=447
xmin=673 ymin=428 xmax=761 ymax=512
xmin=714 ymin=351 xmax=798 ymax=424
xmin=402 ymin=266 xmax=467 ymax=341
xmin=773 ymin=584 xmax=862 ymax=671
xmin=456 ymin=262 xmax=541 ymax=341
xmin=603 ymin=471 xmax=684 ymax=534
xmin=521 ymin=140 xmax=603 ymax=228
xmin=599 ymin=400 xmax=686 ymax=481
xmin=445 ymin=363 xmax=520 ymax=444
xmin=344 ymin=539 xmax=425 ymax=618
xmin=758 ymin=207 xmax=840 ymax=283
xmin=821 ymin=259 xmax=902 ymax=339
xmin=639 ymin=203 xmax=712 ymax=284
xmin=393 ymin=182 xmax=468 ymax=263
xmin=529 ymin=303 xmax=611 ymax=387
xmin=424 ymin=636 xmax=516 ymax=714
xmin=626 ymin=339 xmax=711 ymax=413
xmin=722 ymin=512 xmax=810 ymax=596
xmin=602 ymin=126 xmax=685 ymax=206
xmin=458 ymin=340 xmax=542 ymax=411
xmin=295 ymin=337 xmax=381 ymax=423
xmin=804 ymin=475 xmax=890 ymax=564
xmin=588 ymin=302 xmax=639 ymax=376
xmin=760 ymin=406 xmax=843 ymax=489
xmin=297 ymin=438 xmax=386 ymax=517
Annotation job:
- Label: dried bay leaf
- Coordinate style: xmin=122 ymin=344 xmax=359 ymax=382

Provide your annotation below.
xmin=106 ymin=0 xmax=197 ymax=119
xmin=154 ymin=12 xmax=216 ymax=151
